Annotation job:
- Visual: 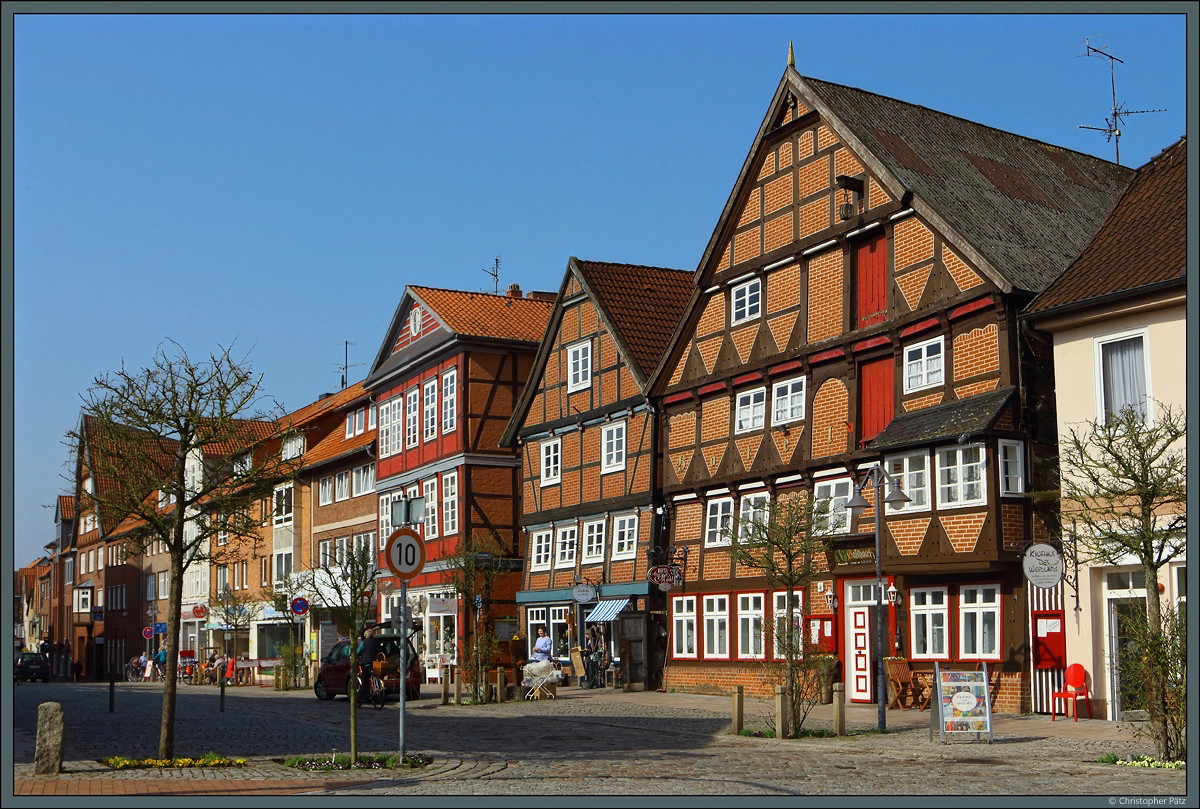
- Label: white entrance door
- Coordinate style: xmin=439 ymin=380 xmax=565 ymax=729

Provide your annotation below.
xmin=844 ymin=580 xmax=878 ymax=703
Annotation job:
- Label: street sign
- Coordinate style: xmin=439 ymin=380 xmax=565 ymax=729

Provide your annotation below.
xmin=142 ymin=626 xmax=153 ymax=640
xmin=152 ymin=622 xmax=167 ymax=635
xmin=290 ymin=597 xmax=309 ymax=616
xmin=192 ymin=603 xmax=208 ymax=619
xmin=385 ymin=528 xmax=426 ymax=581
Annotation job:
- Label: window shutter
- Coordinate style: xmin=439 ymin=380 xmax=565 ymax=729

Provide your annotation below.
xmin=858 ymin=357 xmax=894 ymax=444
xmin=855 ymin=234 xmax=887 ymax=329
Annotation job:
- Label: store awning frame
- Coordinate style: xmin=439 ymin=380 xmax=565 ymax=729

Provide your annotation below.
xmin=584 ymin=598 xmax=630 ymax=623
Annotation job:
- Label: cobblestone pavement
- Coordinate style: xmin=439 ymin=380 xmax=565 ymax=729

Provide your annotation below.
xmin=10 ymin=679 xmax=1190 ymax=801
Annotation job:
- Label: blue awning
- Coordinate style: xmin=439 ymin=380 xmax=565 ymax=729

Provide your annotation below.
xmin=584 ymin=598 xmax=630 ymax=623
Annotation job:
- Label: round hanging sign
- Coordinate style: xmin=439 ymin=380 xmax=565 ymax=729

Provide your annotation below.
xmin=647 ymin=565 xmax=674 ymax=586
xmin=1022 ymin=543 xmax=1064 ymax=589
xmin=192 ymin=603 xmax=208 ymax=619
xmin=572 ymin=583 xmax=596 ymax=603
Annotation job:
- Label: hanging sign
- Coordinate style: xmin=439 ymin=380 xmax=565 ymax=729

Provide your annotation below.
xmin=647 ymin=565 xmax=674 ymax=586
xmin=572 ymin=583 xmax=596 ymax=603
xmin=192 ymin=603 xmax=208 ymax=619
xmin=1022 ymin=543 xmax=1063 ymax=589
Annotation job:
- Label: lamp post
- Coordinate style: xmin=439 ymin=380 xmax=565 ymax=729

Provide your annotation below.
xmin=845 ymin=464 xmax=910 ymax=731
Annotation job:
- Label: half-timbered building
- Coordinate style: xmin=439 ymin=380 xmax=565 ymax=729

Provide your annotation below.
xmin=364 ymin=284 xmax=553 ymax=682
xmin=501 ymin=259 xmax=693 ymax=689
xmin=652 ymin=65 xmax=1132 ymax=708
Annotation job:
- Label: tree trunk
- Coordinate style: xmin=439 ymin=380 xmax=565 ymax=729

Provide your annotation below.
xmin=1143 ymin=562 xmax=1168 ymax=761
xmin=348 ymin=641 xmax=358 ymax=761
xmin=157 ymin=543 xmax=184 ymax=759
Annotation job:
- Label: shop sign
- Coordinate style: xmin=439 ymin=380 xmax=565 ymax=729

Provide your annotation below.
xmin=572 ymin=583 xmax=596 ymax=603
xmin=1022 ymin=543 xmax=1063 ymax=589
xmin=427 ymin=596 xmax=457 ymax=614
xmin=932 ymin=664 xmax=993 ymax=743
xmin=91 ymin=607 xmax=103 ymax=622
xmin=647 ymin=565 xmax=674 ymax=585
xmin=832 ymin=546 xmax=877 ymax=566
xmin=192 ymin=603 xmax=208 ymax=619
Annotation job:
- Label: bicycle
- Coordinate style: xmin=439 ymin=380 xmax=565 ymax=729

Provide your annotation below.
xmin=370 ymin=673 xmax=387 ymax=709
xmin=124 ymin=657 xmax=142 ymax=682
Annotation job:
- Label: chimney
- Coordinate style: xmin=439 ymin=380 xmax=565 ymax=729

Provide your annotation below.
xmin=527 ymin=291 xmax=556 ymax=301
xmin=506 ymin=283 xmax=522 ymax=298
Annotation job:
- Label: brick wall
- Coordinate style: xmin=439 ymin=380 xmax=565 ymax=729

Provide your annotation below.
xmin=806 ymin=249 xmax=843 ymax=342
xmin=700 ymin=396 xmax=730 ymax=444
xmin=939 ymin=512 xmax=987 ymax=553
xmin=797 ymin=154 xmax=830 ymax=198
xmin=733 ymin=226 xmax=761 ymax=265
xmin=887 ymin=517 xmax=931 ymax=556
xmin=764 ymin=174 xmax=792 ymax=216
xmin=696 ymin=293 xmax=725 ymax=338
xmin=663 ymin=662 xmax=780 ymax=699
xmin=765 ymin=262 xmax=800 ymax=315
xmin=764 ymin=212 xmax=794 ymax=254
xmin=943 ymin=244 xmax=984 ymax=292
xmin=1001 ymin=504 xmax=1024 ymax=551
xmin=893 ymin=218 xmax=934 ymax=271
xmin=675 ymin=501 xmax=703 ymax=543
xmin=952 ymin=324 xmax=999 ymax=381
xmin=810 ymin=378 xmax=850 ymax=458
xmin=738 ymin=187 xmax=762 ymax=227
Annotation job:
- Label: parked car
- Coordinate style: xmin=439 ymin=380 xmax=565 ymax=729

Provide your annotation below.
xmin=15 ymin=652 xmax=50 ymax=683
xmin=313 ymin=629 xmax=421 ymax=703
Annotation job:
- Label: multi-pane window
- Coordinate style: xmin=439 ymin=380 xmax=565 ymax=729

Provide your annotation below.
xmin=352 ymin=464 xmax=375 ymax=497
xmin=335 ymin=471 xmax=350 ymax=502
xmin=583 ymin=520 xmax=605 ymax=562
xmin=423 ymin=479 xmax=438 ymax=539
xmin=673 ymin=596 xmax=697 ymax=658
xmin=568 ymin=340 xmax=592 ymax=392
xmin=739 ymin=492 xmax=770 ymax=541
xmin=555 ymin=525 xmax=577 ymax=568
xmin=703 ymin=595 xmax=729 ymax=658
xmin=735 ymin=388 xmax=766 ymax=433
xmin=378 ymin=491 xmax=404 ymax=539
xmin=813 ymin=478 xmax=852 ymax=533
xmin=335 ymin=536 xmax=349 ymax=567
xmin=423 ymin=379 xmax=438 ymax=441
xmin=731 ymin=278 xmax=761 ymax=325
xmin=937 ymin=444 xmax=986 ymax=507
xmin=773 ymin=591 xmax=803 ymax=659
xmin=705 ymin=498 xmax=734 ymax=546
xmin=378 ymin=397 xmax=403 ymax=457
xmin=273 ymin=485 xmax=294 ymax=527
xmin=318 ymin=476 xmax=333 ymax=506
xmin=317 ymin=539 xmax=333 ymax=568
xmin=531 ymin=530 xmax=553 ymax=571
xmin=886 ymin=451 xmax=930 ymax=511
xmin=274 ymin=550 xmax=292 ymax=584
xmin=345 ymin=408 xmax=366 ymax=439
xmin=737 ymin=593 xmax=765 ymax=659
xmin=1096 ymin=331 xmax=1148 ymax=420
xmin=352 ymin=531 xmax=375 ymax=558
xmin=216 ymin=565 xmax=228 ymax=593
xmin=601 ymin=422 xmax=626 ymax=473
xmin=282 ymin=433 xmax=304 ymax=460
xmin=441 ymin=471 xmax=458 ymax=535
xmin=405 ymin=389 xmax=420 ymax=447
xmin=540 ymin=439 xmax=561 ymax=486
xmin=441 ymin=368 xmax=457 ymax=433
xmin=998 ymin=440 xmax=1024 ymax=495
xmin=909 ymin=587 xmax=947 ymax=659
xmin=772 ymin=377 xmax=806 ymax=425
xmin=959 ymin=585 xmax=1000 ymax=659
xmin=904 ymin=336 xmax=943 ymax=392
xmin=612 ymin=514 xmax=638 ymax=559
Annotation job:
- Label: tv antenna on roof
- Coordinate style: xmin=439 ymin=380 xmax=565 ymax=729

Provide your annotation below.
xmin=1077 ymin=38 xmax=1165 ymax=165
xmin=337 ymin=341 xmax=363 ymax=389
xmin=482 ymin=256 xmax=500 ymax=294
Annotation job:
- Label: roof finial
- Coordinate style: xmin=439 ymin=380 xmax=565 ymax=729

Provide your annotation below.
xmin=787 ymin=41 xmax=795 ymax=69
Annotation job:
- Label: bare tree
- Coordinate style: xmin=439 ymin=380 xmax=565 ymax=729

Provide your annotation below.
xmin=293 ymin=539 xmax=380 ymax=761
xmin=1057 ymin=402 xmax=1186 ymax=760
xmin=439 ymin=529 xmax=510 ymax=701
xmin=728 ymin=491 xmax=831 ymax=737
xmin=210 ymin=588 xmax=262 ymax=659
xmin=67 ymin=342 xmax=292 ymax=759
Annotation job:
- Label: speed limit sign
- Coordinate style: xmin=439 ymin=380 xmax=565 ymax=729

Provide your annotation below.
xmin=385 ymin=527 xmax=426 ymax=581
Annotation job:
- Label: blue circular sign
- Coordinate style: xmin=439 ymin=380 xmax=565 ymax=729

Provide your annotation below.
xmin=290 ymin=597 xmax=309 ymax=616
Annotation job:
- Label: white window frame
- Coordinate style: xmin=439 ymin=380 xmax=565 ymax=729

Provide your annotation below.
xmin=530 ymin=530 xmax=553 ymax=571
xmin=936 ymin=444 xmax=987 ymax=508
xmin=703 ymin=595 xmax=729 ymax=659
xmin=318 ymin=476 xmax=333 ymax=506
xmin=441 ymin=471 xmax=458 ymax=535
xmin=441 ymin=368 xmax=457 ymax=433
xmin=554 ymin=525 xmax=577 ymax=568
xmin=909 ymin=586 xmax=948 ymax=659
xmin=281 ymin=433 xmax=304 ymax=460
xmin=423 ymin=478 xmax=439 ymax=539
xmin=423 ymin=379 xmax=438 ymax=441
xmin=998 ymin=440 xmax=1025 ymax=495
xmin=1093 ymin=328 xmax=1151 ymax=423
xmin=567 ymin=340 xmax=592 ymax=393
xmin=612 ymin=514 xmax=638 ymax=560
xmin=368 ymin=405 xmax=376 ymax=430
xmin=958 ymin=584 xmax=1000 ymax=660
xmin=334 ymin=471 xmax=350 ymax=502
xmin=409 ymin=307 xmax=422 ymax=337
xmin=903 ymin=335 xmax=944 ymax=393
xmin=582 ymin=520 xmax=606 ymax=563
xmin=274 ymin=550 xmax=292 ymax=584
xmin=317 ymin=539 xmax=333 ymax=568
xmin=704 ymin=497 xmax=734 ymax=547
xmin=737 ymin=593 xmax=765 ymax=659
xmin=405 ymin=388 xmax=420 ymax=448
xmin=673 ymin=596 xmax=697 ymax=658
xmin=731 ymin=278 xmax=762 ymax=325
xmin=771 ymin=376 xmax=806 ymax=425
xmin=335 ymin=536 xmax=348 ymax=567
xmin=540 ymin=439 xmax=561 ymax=486
xmin=273 ymin=484 xmax=294 ymax=527
xmin=738 ymin=491 xmax=770 ymax=542
xmin=352 ymin=464 xmax=375 ymax=497
xmin=378 ymin=396 xmax=402 ymax=458
xmin=773 ymin=591 xmax=803 ymax=660
xmin=345 ymin=412 xmax=355 ymax=439
xmin=885 ymin=451 xmax=930 ymax=513
xmin=601 ymin=421 xmax=626 ymax=474
xmin=813 ymin=478 xmax=852 ymax=534
xmin=735 ymin=387 xmax=766 ymax=433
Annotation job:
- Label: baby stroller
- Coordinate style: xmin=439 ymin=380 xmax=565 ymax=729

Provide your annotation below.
xmin=522 ymin=658 xmax=562 ymax=700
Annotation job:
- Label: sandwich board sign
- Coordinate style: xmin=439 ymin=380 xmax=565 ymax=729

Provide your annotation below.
xmin=931 ymin=662 xmax=994 ymax=743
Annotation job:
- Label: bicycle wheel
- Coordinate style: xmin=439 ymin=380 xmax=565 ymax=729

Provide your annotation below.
xmin=123 ymin=664 xmax=135 ymax=682
xmin=371 ymin=675 xmax=386 ymax=709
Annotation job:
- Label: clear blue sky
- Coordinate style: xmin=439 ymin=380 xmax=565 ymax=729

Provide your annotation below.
xmin=9 ymin=10 xmax=1191 ymax=568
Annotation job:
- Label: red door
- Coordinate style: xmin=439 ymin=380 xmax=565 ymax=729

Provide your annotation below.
xmin=858 ymin=357 xmax=894 ymax=445
xmin=855 ymin=235 xmax=887 ymax=329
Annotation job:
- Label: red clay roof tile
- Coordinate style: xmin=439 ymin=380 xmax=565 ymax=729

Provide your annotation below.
xmin=410 ymin=286 xmax=554 ymax=343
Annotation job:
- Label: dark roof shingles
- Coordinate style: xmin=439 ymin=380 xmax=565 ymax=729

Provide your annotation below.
xmin=868 ymin=387 xmax=1016 ymax=452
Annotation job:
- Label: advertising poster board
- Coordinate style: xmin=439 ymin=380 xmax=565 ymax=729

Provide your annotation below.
xmin=930 ymin=663 xmax=993 ymax=743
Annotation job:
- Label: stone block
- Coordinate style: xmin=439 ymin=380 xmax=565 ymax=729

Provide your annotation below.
xmin=34 ymin=701 xmax=66 ymax=775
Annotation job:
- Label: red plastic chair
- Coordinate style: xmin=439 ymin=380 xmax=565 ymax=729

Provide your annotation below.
xmin=1051 ymin=663 xmax=1093 ymax=721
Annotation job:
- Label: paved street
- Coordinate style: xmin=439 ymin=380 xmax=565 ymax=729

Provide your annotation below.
xmin=10 ymin=678 xmax=1189 ymax=801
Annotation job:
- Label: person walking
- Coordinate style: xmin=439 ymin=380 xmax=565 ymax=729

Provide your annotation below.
xmin=531 ymin=626 xmax=552 ymax=662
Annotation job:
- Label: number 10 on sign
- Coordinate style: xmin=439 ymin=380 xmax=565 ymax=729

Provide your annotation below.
xmin=386 ymin=528 xmax=425 ymax=581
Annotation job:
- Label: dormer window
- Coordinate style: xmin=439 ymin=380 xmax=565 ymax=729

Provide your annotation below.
xmin=281 ymin=433 xmax=304 ymax=460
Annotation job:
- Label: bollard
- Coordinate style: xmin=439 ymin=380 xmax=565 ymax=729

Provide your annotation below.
xmin=440 ymin=667 xmax=450 ymax=705
xmin=832 ymin=682 xmax=846 ymax=736
xmin=219 ymin=672 xmax=226 ymax=712
xmin=496 ymin=668 xmax=507 ymax=703
xmin=731 ymin=685 xmax=743 ymax=735
xmin=454 ymin=667 xmax=462 ymax=705
xmin=34 ymin=702 xmax=66 ymax=775
xmin=109 ymin=668 xmax=115 ymax=713
xmin=774 ymin=685 xmax=790 ymax=739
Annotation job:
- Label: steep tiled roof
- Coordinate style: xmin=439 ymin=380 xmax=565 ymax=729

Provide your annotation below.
xmin=58 ymin=495 xmax=74 ymax=520
xmin=279 ymin=383 xmax=368 ymax=430
xmin=868 ymin=387 xmax=1015 ymax=452
xmin=303 ymin=424 xmax=374 ymax=469
xmin=1025 ymin=137 xmax=1187 ymax=315
xmin=798 ymin=76 xmax=1134 ymax=293
xmin=200 ymin=418 xmax=279 ymax=456
xmin=573 ymin=260 xmax=694 ymax=381
xmin=411 ymin=286 xmax=554 ymax=343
